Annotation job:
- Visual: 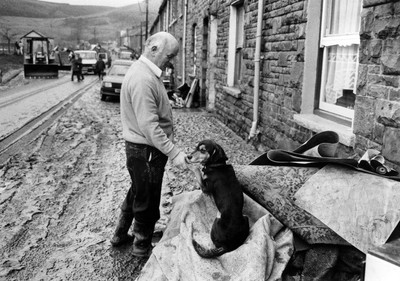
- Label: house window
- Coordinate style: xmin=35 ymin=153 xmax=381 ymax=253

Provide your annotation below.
xmin=169 ymin=0 xmax=178 ymax=22
xmin=178 ymin=37 xmax=183 ymax=77
xmin=192 ymin=24 xmax=197 ymax=75
xmin=160 ymin=12 xmax=165 ymax=31
xmin=319 ymin=0 xmax=362 ymax=119
xmin=227 ymin=0 xmax=244 ymax=87
xmin=180 ymin=0 xmax=184 ymax=17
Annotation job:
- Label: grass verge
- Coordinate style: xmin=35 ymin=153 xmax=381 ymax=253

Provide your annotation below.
xmin=0 ymin=54 xmax=24 ymax=74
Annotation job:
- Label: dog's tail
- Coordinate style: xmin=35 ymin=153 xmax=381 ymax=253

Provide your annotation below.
xmin=192 ymin=239 xmax=228 ymax=258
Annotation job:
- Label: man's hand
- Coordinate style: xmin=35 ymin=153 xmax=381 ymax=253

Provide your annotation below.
xmin=172 ymin=151 xmax=188 ymax=170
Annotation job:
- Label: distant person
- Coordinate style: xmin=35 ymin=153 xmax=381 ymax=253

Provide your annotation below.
xmin=36 ymin=43 xmax=42 ymax=54
xmin=94 ymin=56 xmax=106 ymax=80
xmin=19 ymin=41 xmax=24 ymax=55
xmin=15 ymin=41 xmax=20 ymax=55
xmin=70 ymin=54 xmax=80 ymax=82
xmin=76 ymin=54 xmax=84 ymax=81
xmin=164 ymin=61 xmax=175 ymax=90
xmin=68 ymin=50 xmax=74 ymax=60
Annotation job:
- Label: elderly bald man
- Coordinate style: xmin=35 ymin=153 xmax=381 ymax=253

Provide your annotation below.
xmin=111 ymin=32 xmax=188 ymax=257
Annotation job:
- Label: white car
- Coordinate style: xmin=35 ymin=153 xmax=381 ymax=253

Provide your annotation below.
xmin=118 ymin=51 xmax=134 ymax=60
xmin=100 ymin=59 xmax=134 ymax=101
xmin=74 ymin=50 xmax=97 ymax=74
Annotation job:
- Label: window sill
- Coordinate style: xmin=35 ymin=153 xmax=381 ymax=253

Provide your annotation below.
xmin=222 ymin=86 xmax=242 ymax=99
xmin=293 ymin=113 xmax=355 ymax=147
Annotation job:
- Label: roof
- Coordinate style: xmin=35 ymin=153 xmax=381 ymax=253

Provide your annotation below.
xmin=20 ymin=30 xmax=52 ymax=40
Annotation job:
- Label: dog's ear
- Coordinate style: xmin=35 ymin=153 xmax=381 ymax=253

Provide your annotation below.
xmin=210 ymin=143 xmax=228 ymax=163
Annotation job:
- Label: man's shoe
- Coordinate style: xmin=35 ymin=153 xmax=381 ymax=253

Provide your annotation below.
xmin=132 ymin=243 xmax=152 ymax=257
xmin=110 ymin=233 xmax=134 ymax=247
xmin=132 ymin=221 xmax=154 ymax=257
xmin=110 ymin=211 xmax=134 ymax=247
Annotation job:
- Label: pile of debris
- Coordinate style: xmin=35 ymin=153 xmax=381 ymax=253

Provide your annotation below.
xmin=167 ymin=80 xmax=198 ymax=108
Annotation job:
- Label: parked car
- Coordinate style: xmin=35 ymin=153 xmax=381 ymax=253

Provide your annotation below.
xmin=118 ymin=51 xmax=134 ymax=60
xmin=74 ymin=50 xmax=97 ymax=74
xmin=100 ymin=59 xmax=134 ymax=101
xmin=98 ymin=52 xmax=112 ymax=68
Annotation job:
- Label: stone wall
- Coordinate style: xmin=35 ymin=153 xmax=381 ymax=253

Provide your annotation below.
xmin=212 ymin=0 xmax=400 ymax=169
xmin=354 ymin=0 xmax=400 ymax=168
xmin=213 ymin=0 xmax=311 ymax=151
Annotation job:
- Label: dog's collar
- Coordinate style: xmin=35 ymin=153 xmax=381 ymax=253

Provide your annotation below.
xmin=202 ymin=163 xmax=230 ymax=172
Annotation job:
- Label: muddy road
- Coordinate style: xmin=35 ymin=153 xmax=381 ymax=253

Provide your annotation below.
xmin=0 ymin=82 xmax=261 ymax=280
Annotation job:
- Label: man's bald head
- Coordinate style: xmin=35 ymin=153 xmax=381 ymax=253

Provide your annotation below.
xmin=142 ymin=32 xmax=179 ymax=70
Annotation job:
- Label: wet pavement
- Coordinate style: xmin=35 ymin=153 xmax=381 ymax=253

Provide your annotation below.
xmin=0 ymin=72 xmax=96 ymax=140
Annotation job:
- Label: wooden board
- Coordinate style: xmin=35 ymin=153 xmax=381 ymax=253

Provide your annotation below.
xmin=184 ymin=78 xmax=198 ymax=108
xmin=294 ymin=164 xmax=400 ymax=253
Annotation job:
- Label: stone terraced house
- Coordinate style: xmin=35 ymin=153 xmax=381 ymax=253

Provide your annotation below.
xmin=150 ymin=0 xmax=400 ymax=170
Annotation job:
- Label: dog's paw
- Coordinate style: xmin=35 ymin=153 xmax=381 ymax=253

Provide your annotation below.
xmin=188 ymin=165 xmax=201 ymax=173
xmin=190 ymin=166 xmax=202 ymax=180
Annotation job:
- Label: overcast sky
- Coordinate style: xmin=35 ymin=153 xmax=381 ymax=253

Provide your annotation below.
xmin=38 ymin=0 xmax=143 ymax=7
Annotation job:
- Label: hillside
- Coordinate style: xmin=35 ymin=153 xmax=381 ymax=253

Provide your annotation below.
xmin=0 ymin=0 xmax=161 ymax=49
xmin=0 ymin=0 xmax=113 ymax=18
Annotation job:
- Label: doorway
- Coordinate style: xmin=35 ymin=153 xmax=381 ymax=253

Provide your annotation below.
xmin=200 ymin=17 xmax=209 ymax=107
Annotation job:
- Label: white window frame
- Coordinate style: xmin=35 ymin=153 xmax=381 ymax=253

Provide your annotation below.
xmin=180 ymin=0 xmax=184 ymax=17
xmin=192 ymin=24 xmax=197 ymax=76
xmin=295 ymin=0 xmax=357 ymax=147
xmin=318 ymin=0 xmax=362 ymax=119
xmin=227 ymin=1 xmax=244 ymax=87
xmin=169 ymin=0 xmax=178 ymax=22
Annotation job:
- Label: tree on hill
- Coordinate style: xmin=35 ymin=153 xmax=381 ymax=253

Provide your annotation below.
xmin=0 ymin=23 xmax=18 ymax=53
xmin=64 ymin=17 xmax=88 ymax=46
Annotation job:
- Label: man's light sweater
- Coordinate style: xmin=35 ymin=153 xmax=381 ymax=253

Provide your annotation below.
xmin=120 ymin=56 xmax=179 ymax=160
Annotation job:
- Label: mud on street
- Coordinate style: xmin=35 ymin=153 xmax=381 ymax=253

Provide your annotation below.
xmin=0 ymin=81 xmax=261 ymax=280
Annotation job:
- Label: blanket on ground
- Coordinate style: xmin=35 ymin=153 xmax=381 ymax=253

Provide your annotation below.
xmin=136 ymin=190 xmax=294 ymax=281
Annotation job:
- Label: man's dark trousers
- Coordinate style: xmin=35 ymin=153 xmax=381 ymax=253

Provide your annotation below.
xmin=121 ymin=141 xmax=168 ymax=232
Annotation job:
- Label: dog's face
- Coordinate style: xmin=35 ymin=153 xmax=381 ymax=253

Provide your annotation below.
xmin=188 ymin=140 xmax=228 ymax=165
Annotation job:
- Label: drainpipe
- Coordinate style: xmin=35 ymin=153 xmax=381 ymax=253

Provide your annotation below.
xmin=182 ymin=0 xmax=188 ymax=83
xmin=248 ymin=0 xmax=264 ymax=140
xmin=166 ymin=0 xmax=169 ymax=32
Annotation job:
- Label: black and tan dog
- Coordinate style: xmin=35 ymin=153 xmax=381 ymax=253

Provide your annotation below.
xmin=188 ymin=139 xmax=249 ymax=258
